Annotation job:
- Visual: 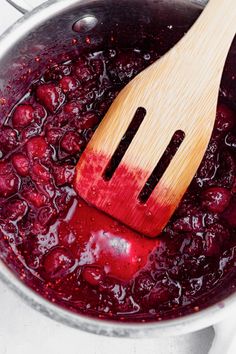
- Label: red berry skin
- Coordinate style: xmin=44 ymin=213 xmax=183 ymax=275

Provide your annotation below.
xmin=5 ymin=199 xmax=28 ymax=220
xmin=63 ymin=101 xmax=84 ymax=115
xmin=60 ymin=131 xmax=84 ymax=154
xmin=43 ymin=247 xmax=74 ymax=279
xmin=75 ymin=112 xmax=99 ymax=130
xmin=59 ymin=76 xmax=78 ymax=93
xmin=22 ymin=188 xmax=47 ymax=208
xmin=12 ymin=153 xmax=29 ymax=177
xmin=0 ymin=162 xmax=20 ymax=197
xmin=53 ymin=164 xmax=75 ymax=186
xmin=46 ymin=127 xmax=64 ymax=145
xmin=201 ymin=187 xmax=231 ymax=213
xmin=0 ymin=127 xmax=18 ymax=154
xmin=36 ymin=84 xmax=64 ymax=113
xmin=12 ymin=105 xmax=34 ymax=128
xmin=74 ymin=58 xmax=94 ymax=82
xmin=26 ymin=136 xmax=50 ymax=161
xmin=82 ymin=266 xmax=105 ymax=286
xmin=31 ymin=162 xmax=51 ymax=184
xmin=223 ymin=197 xmax=236 ymax=227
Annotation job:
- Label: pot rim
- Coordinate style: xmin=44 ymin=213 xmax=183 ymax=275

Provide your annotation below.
xmin=0 ymin=0 xmax=235 ymax=337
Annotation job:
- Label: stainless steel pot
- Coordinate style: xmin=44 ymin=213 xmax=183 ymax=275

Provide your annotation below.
xmin=0 ymin=0 xmax=236 ymax=348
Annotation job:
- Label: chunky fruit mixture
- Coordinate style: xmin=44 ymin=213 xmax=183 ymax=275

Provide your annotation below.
xmin=0 ymin=21 xmax=236 ymax=322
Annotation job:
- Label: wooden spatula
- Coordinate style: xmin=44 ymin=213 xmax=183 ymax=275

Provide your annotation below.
xmin=75 ymin=0 xmax=236 ymax=238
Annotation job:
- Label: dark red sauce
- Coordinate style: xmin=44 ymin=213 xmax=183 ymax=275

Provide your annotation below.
xmin=0 ymin=21 xmax=236 ymax=322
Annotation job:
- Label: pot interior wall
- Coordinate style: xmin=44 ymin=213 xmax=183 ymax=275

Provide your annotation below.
xmin=0 ymin=0 xmax=204 ymax=118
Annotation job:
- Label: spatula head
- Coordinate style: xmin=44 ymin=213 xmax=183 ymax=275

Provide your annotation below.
xmin=74 ymin=63 xmax=218 ymax=237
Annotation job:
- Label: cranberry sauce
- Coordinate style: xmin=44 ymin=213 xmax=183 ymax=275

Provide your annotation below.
xmin=0 ymin=23 xmax=236 ymax=322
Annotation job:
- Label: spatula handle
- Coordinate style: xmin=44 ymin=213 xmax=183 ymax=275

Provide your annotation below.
xmin=181 ymin=0 xmax=236 ymax=74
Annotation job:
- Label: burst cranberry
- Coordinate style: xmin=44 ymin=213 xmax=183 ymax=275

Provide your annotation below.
xmin=0 ymin=127 xmax=17 ymax=152
xmin=0 ymin=162 xmax=19 ymax=197
xmin=44 ymin=64 xmax=71 ymax=82
xmin=12 ymin=153 xmax=29 ymax=176
xmin=36 ymin=83 xmax=64 ymax=112
xmin=201 ymin=187 xmax=231 ymax=213
xmin=37 ymin=206 xmax=57 ymax=227
xmin=5 ymin=199 xmax=28 ymax=220
xmin=76 ymin=111 xmax=99 ymax=130
xmin=90 ymin=59 xmax=104 ymax=77
xmin=74 ymin=58 xmax=94 ymax=82
xmin=34 ymin=104 xmax=47 ymax=121
xmin=173 ymin=213 xmax=205 ymax=232
xmin=186 ymin=236 xmax=203 ymax=257
xmin=52 ymin=164 xmax=75 ymax=186
xmin=82 ymin=266 xmax=105 ymax=286
xmin=203 ymin=224 xmax=229 ymax=256
xmin=223 ymin=197 xmax=236 ymax=227
xmin=31 ymin=163 xmax=51 ymax=184
xmin=63 ymin=101 xmax=83 ymax=115
xmin=145 ymin=284 xmax=170 ymax=306
xmin=22 ymin=188 xmax=47 ymax=208
xmin=215 ymin=151 xmax=235 ymax=189
xmin=60 ymin=131 xmax=84 ymax=154
xmin=43 ymin=247 xmax=74 ymax=279
xmin=59 ymin=76 xmax=78 ymax=92
xmin=108 ymin=51 xmax=144 ymax=83
xmin=46 ymin=127 xmax=64 ymax=145
xmin=12 ymin=104 xmax=34 ymax=128
xmin=26 ymin=136 xmax=50 ymax=160
xmin=133 ymin=274 xmax=155 ymax=295
xmin=215 ymin=104 xmax=235 ymax=133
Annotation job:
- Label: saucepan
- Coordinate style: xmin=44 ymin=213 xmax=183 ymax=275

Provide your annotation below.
xmin=0 ymin=0 xmax=236 ymax=353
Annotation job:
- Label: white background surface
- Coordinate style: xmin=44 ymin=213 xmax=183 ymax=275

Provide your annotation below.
xmin=0 ymin=1 xmax=215 ymax=353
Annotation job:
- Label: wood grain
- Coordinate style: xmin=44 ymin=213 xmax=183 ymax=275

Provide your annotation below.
xmin=75 ymin=0 xmax=236 ymax=237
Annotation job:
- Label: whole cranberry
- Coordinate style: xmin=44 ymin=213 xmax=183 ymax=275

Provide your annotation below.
xmin=0 ymin=162 xmax=20 ymax=197
xmin=215 ymin=104 xmax=235 ymax=133
xmin=36 ymin=83 xmax=64 ymax=113
xmin=12 ymin=153 xmax=29 ymax=176
xmin=43 ymin=247 xmax=74 ymax=279
xmin=26 ymin=136 xmax=51 ymax=161
xmin=201 ymin=187 xmax=231 ymax=213
xmin=12 ymin=104 xmax=34 ymax=128
xmin=75 ymin=111 xmax=99 ymax=130
xmin=59 ymin=76 xmax=78 ymax=93
xmin=60 ymin=131 xmax=84 ymax=154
